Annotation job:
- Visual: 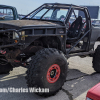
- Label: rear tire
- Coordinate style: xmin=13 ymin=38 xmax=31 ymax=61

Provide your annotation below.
xmin=26 ymin=48 xmax=68 ymax=96
xmin=93 ymin=45 xmax=100 ymax=73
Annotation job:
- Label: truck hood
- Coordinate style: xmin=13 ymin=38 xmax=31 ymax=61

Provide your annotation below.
xmin=0 ymin=20 xmax=62 ymax=30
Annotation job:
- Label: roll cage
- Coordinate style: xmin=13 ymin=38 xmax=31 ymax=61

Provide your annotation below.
xmin=23 ymin=3 xmax=92 ymax=53
xmin=23 ymin=3 xmax=91 ymax=27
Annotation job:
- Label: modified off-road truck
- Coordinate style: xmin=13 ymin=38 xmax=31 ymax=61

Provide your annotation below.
xmin=0 ymin=3 xmax=100 ymax=96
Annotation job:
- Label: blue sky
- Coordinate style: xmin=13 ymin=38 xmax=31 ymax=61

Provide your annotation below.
xmin=0 ymin=0 xmax=100 ymax=15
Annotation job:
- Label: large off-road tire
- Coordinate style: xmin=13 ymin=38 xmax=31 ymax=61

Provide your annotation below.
xmin=26 ymin=48 xmax=68 ymax=96
xmin=93 ymin=45 xmax=100 ymax=73
xmin=0 ymin=63 xmax=13 ymax=74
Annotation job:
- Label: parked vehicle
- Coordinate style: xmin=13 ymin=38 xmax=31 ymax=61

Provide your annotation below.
xmin=0 ymin=5 xmax=19 ymax=20
xmin=86 ymin=83 xmax=100 ymax=100
xmin=92 ymin=19 xmax=100 ymax=26
xmin=0 ymin=3 xmax=100 ymax=96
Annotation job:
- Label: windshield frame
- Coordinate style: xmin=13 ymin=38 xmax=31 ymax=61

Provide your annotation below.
xmin=23 ymin=6 xmax=70 ymax=24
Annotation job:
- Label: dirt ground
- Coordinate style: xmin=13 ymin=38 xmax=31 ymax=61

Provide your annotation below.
xmin=0 ymin=42 xmax=100 ymax=100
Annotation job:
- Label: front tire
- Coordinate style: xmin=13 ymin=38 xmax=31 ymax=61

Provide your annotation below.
xmin=93 ymin=45 xmax=100 ymax=73
xmin=26 ymin=48 xmax=68 ymax=96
